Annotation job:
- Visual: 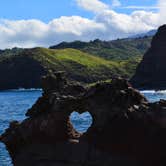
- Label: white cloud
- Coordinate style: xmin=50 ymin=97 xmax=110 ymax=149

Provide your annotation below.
xmin=76 ymin=0 xmax=108 ymax=13
xmin=0 ymin=0 xmax=165 ymax=49
xmin=123 ymin=6 xmax=159 ymax=10
xmin=158 ymin=0 xmax=166 ymax=24
xmin=0 ymin=16 xmax=105 ymax=49
xmin=111 ymin=0 xmax=121 ymax=7
xmin=95 ymin=10 xmax=158 ymax=39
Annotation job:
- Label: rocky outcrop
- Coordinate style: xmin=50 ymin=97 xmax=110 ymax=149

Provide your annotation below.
xmin=1 ymin=72 xmax=166 ymax=166
xmin=130 ymin=25 xmax=166 ymax=89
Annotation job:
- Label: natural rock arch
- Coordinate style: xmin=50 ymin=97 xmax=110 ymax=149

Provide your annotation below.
xmin=1 ymin=72 xmax=166 ymax=166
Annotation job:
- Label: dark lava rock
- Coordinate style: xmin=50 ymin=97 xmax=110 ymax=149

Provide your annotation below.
xmin=1 ymin=72 xmax=166 ymax=166
xmin=130 ymin=24 xmax=166 ymax=89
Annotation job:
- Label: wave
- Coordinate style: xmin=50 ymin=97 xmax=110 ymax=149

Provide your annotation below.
xmin=2 ymin=89 xmax=166 ymax=94
xmin=141 ymin=90 xmax=166 ymax=94
xmin=1 ymin=88 xmax=42 ymax=92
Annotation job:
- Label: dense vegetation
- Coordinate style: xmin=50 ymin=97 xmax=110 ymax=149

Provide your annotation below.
xmin=49 ymin=37 xmax=152 ymax=82
xmin=50 ymin=37 xmax=152 ymax=61
xmin=0 ymin=36 xmax=152 ymax=89
xmin=21 ymin=48 xmax=135 ymax=82
xmin=0 ymin=47 xmax=140 ymax=90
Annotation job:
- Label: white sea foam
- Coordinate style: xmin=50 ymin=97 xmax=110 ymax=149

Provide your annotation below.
xmin=141 ymin=90 xmax=166 ymax=94
xmin=3 ymin=88 xmax=42 ymax=92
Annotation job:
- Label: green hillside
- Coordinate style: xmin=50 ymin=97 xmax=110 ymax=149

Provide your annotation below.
xmin=23 ymin=47 xmax=134 ymax=81
xmin=0 ymin=47 xmax=140 ymax=90
xmin=50 ymin=37 xmax=152 ymax=61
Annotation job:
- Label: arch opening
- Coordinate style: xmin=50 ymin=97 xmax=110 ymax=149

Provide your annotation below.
xmin=70 ymin=111 xmax=93 ymax=133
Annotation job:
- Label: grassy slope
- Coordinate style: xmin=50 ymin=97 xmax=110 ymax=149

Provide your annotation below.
xmin=0 ymin=36 xmax=152 ymax=84
xmin=0 ymin=47 xmax=141 ymax=85
xmin=50 ymin=37 xmax=152 ymax=61
xmin=29 ymin=47 xmax=130 ymax=82
xmin=48 ymin=37 xmax=152 ymax=81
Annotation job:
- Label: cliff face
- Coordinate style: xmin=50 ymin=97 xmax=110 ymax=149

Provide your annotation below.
xmin=0 ymin=56 xmax=47 ymax=90
xmin=1 ymin=72 xmax=166 ymax=166
xmin=130 ymin=25 xmax=166 ymax=89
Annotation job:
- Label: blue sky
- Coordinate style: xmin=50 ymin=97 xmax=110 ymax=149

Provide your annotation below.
xmin=0 ymin=0 xmax=93 ymax=21
xmin=0 ymin=0 xmax=158 ymax=21
xmin=0 ymin=0 xmax=165 ymax=49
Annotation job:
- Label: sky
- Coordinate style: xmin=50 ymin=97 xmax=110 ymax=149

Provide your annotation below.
xmin=0 ymin=0 xmax=165 ymax=49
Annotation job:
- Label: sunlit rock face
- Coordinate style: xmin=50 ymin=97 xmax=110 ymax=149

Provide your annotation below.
xmin=1 ymin=72 xmax=166 ymax=166
xmin=131 ymin=24 xmax=166 ymax=90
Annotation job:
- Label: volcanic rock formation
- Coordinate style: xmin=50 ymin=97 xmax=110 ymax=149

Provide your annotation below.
xmin=131 ymin=24 xmax=166 ymax=89
xmin=1 ymin=72 xmax=166 ymax=166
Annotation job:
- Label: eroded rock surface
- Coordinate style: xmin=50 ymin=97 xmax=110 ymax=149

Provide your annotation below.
xmin=131 ymin=24 xmax=166 ymax=89
xmin=1 ymin=72 xmax=166 ymax=166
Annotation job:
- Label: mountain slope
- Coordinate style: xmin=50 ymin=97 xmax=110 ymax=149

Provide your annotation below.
xmin=129 ymin=29 xmax=157 ymax=38
xmin=50 ymin=37 xmax=152 ymax=61
xmin=0 ymin=36 xmax=152 ymax=90
xmin=0 ymin=47 xmax=138 ymax=90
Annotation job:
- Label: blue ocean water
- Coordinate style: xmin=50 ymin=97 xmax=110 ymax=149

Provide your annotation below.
xmin=0 ymin=90 xmax=166 ymax=165
xmin=0 ymin=90 xmax=42 ymax=166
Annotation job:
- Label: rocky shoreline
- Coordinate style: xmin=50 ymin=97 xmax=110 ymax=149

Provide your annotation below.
xmin=1 ymin=72 xmax=166 ymax=166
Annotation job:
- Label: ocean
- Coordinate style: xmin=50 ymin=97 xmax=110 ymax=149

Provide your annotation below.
xmin=0 ymin=89 xmax=166 ymax=166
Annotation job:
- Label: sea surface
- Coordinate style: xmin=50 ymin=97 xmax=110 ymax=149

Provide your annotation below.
xmin=1 ymin=89 xmax=166 ymax=166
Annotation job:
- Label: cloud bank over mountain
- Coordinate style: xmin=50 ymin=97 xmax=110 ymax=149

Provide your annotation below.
xmin=0 ymin=0 xmax=165 ymax=49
